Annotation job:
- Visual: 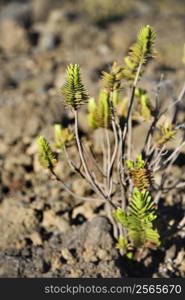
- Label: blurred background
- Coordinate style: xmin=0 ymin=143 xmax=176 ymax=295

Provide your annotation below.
xmin=0 ymin=0 xmax=185 ymax=277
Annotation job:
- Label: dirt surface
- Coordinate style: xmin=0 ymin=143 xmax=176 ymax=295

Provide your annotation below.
xmin=0 ymin=0 xmax=185 ymax=278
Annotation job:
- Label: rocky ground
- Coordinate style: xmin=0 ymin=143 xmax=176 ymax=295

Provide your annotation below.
xmin=0 ymin=0 xmax=185 ymax=277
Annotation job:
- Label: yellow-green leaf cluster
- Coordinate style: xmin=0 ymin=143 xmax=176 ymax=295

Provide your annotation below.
xmin=126 ymin=154 xmax=145 ymax=170
xmin=126 ymin=155 xmax=154 ymax=191
xmin=37 ymin=136 xmax=57 ymax=169
xmin=135 ymin=88 xmax=153 ymax=121
xmin=156 ymin=122 xmax=177 ymax=147
xmin=54 ymin=124 xmax=74 ymax=149
xmin=102 ymin=62 xmax=123 ymax=92
xmin=114 ymin=188 xmax=160 ymax=249
xmin=115 ymin=236 xmax=128 ymax=252
xmin=61 ymin=64 xmax=88 ymax=110
xmin=123 ymin=25 xmax=156 ymax=81
xmin=116 ymin=97 xmax=128 ymax=118
xmin=87 ymin=89 xmax=111 ymax=129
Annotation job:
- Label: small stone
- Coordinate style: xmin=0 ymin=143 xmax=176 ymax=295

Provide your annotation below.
xmin=83 ymin=246 xmax=98 ymax=263
xmin=28 ymin=232 xmax=42 ymax=246
xmin=97 ymin=248 xmax=109 ymax=260
xmin=61 ymin=248 xmax=75 ymax=264
xmin=165 ymin=245 xmax=176 ymax=262
xmin=67 ymin=268 xmax=83 ymax=278
xmin=51 ymin=256 xmax=62 ymax=271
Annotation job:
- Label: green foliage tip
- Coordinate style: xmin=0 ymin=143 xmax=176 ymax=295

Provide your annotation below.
xmin=37 ymin=136 xmax=57 ymax=169
xmin=61 ymin=64 xmax=88 ymax=110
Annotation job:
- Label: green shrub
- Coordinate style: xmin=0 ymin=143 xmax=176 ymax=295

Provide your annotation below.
xmin=37 ymin=25 xmax=185 ymax=261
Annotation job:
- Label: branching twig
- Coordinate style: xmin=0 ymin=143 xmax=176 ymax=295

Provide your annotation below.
xmin=154 ymin=140 xmax=185 ymax=172
xmin=74 ymin=110 xmax=105 ymax=196
xmin=124 ymin=62 xmax=143 ymax=159
xmin=63 ymin=146 xmax=85 ymax=179
xmin=50 ymin=169 xmax=104 ymax=203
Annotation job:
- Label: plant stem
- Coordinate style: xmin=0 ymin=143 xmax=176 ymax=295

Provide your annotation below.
xmin=107 ymin=92 xmax=119 ymax=197
xmin=126 ymin=62 xmax=143 ymax=159
xmin=63 ymin=145 xmax=86 ymax=179
xmin=74 ymin=109 xmax=115 ymax=208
